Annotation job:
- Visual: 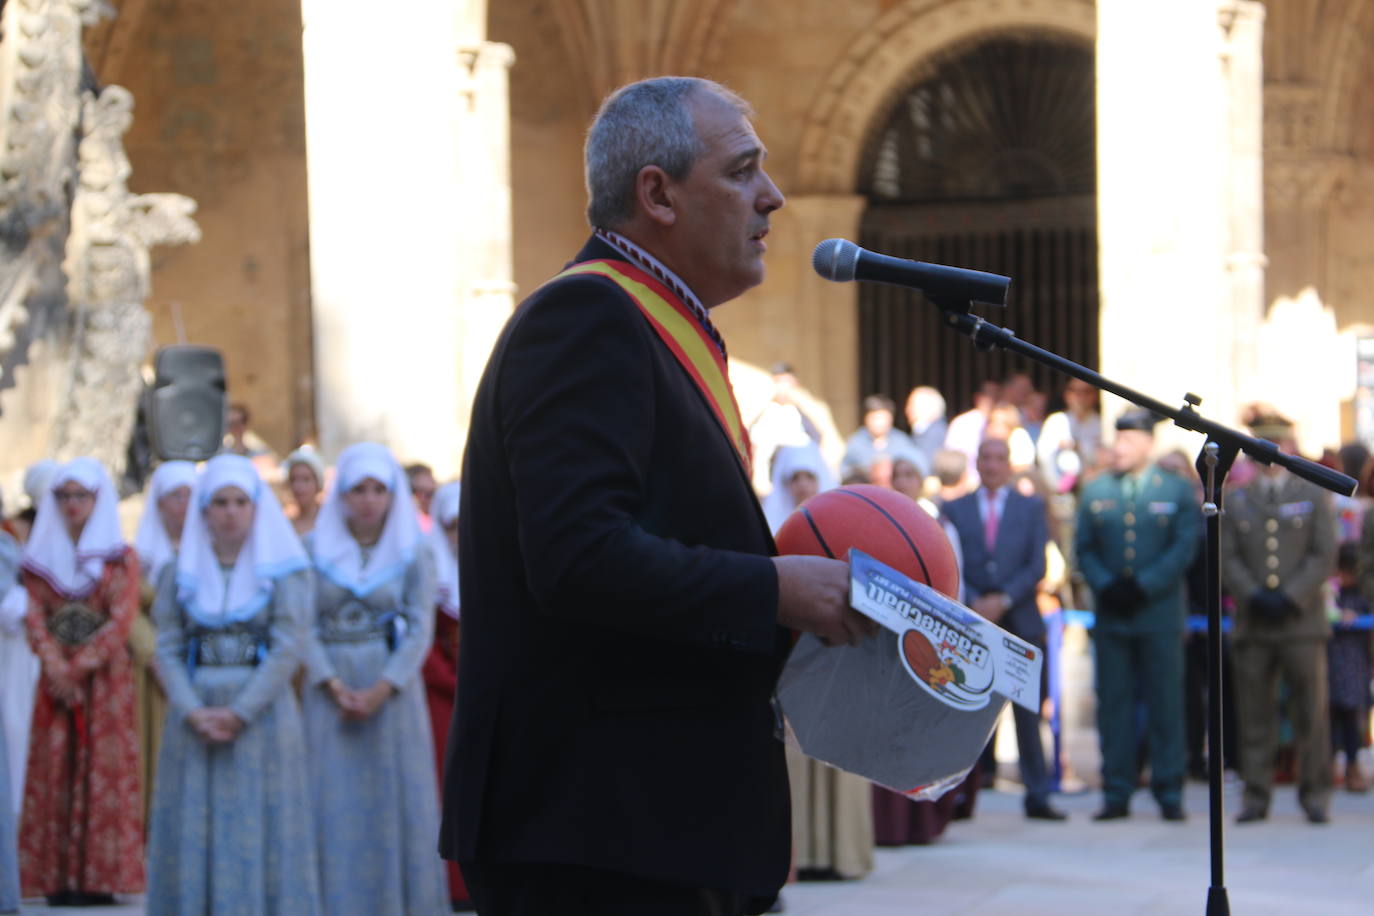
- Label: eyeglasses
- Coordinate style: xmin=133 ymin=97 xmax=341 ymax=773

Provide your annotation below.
xmin=54 ymin=491 xmax=95 ymax=503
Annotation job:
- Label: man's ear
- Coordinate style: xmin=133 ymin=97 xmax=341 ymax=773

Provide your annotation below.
xmin=635 ymin=165 xmax=676 ymax=228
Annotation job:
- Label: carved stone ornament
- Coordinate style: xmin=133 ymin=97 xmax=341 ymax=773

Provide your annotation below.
xmin=794 ymin=0 xmax=1095 ymax=194
xmin=0 ymin=0 xmax=199 ymax=479
xmin=0 ymin=0 xmax=102 ymax=383
xmin=549 ymin=0 xmax=737 ymax=112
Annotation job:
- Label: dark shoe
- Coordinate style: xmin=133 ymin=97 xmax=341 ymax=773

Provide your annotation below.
xmin=452 ymin=900 xmax=477 ymax=913
xmin=1303 ymin=806 xmax=1330 ymax=825
xmin=1160 ymin=803 xmax=1187 ymax=822
xmin=47 ymin=892 xmax=75 ymax=907
xmin=795 ymin=867 xmax=843 ymax=882
xmin=1092 ymin=803 xmax=1129 ymax=821
xmin=66 ymin=892 xmax=118 ymax=906
xmin=1235 ymin=805 xmax=1267 ymax=824
xmin=767 ymin=893 xmax=786 ymax=913
xmin=1025 ymin=800 xmax=1069 ymax=821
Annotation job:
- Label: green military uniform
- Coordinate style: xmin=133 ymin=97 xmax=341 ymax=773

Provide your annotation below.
xmin=1076 ymin=464 xmax=1199 ymax=813
xmin=1221 ymin=471 xmax=1335 ymax=821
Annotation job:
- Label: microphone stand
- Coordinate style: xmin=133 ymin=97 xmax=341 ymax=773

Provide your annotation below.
xmin=926 ymin=298 xmax=1356 ymax=916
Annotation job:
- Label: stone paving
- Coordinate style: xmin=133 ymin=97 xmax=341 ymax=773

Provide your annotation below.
xmin=780 ymin=777 xmax=1374 ymax=915
xmin=19 ymin=776 xmax=1372 ymax=914
xmin=15 ymin=626 xmax=1371 ymax=914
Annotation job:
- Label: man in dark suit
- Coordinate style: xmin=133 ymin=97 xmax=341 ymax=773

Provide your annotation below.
xmin=440 ymin=77 xmax=869 ymax=916
xmin=943 ymin=437 xmax=1067 ymax=821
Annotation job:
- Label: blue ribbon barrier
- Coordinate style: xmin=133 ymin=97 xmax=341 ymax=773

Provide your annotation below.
xmin=1052 ymin=610 xmax=1374 ymax=632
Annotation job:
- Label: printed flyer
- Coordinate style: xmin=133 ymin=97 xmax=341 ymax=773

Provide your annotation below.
xmin=776 ymin=549 xmax=1044 ymax=800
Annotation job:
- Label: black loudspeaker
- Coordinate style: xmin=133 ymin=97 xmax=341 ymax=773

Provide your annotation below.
xmin=148 ymin=345 xmax=226 ymax=461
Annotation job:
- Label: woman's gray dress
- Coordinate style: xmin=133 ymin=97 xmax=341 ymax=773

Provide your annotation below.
xmin=302 ymin=544 xmax=447 ymax=914
xmin=145 ymin=566 xmax=322 ymax=916
xmin=0 ymin=719 xmax=17 ymax=913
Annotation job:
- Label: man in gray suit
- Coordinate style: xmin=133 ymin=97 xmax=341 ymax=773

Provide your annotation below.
xmin=943 ymin=437 xmax=1066 ymax=820
xmin=1222 ymin=412 xmax=1337 ymax=824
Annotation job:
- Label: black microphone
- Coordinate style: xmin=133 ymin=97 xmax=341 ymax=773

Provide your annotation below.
xmin=812 ymin=238 xmax=1010 ymax=309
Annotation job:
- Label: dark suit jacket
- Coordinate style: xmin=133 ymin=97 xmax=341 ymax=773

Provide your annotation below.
xmin=440 ymin=237 xmax=792 ymax=897
xmin=943 ymin=488 xmax=1048 ymax=642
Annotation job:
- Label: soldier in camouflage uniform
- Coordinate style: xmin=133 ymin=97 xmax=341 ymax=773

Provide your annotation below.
xmin=1075 ymin=410 xmax=1199 ymax=821
xmin=1221 ymin=414 xmax=1336 ymax=824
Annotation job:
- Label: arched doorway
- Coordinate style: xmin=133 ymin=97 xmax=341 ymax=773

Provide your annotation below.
xmin=856 ymin=33 xmax=1097 ymax=420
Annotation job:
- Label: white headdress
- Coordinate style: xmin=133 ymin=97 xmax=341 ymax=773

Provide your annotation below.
xmin=134 ymin=461 xmax=198 ymax=584
xmin=22 ymin=459 xmax=59 ymax=510
xmin=311 ymin=442 xmax=420 ymax=597
xmin=21 ymin=457 xmax=127 ymax=598
xmin=282 ymin=446 xmax=326 ymax=488
xmin=762 ymin=443 xmax=837 ymax=535
xmin=175 ymin=454 xmax=309 ymax=626
xmin=428 ymin=481 xmax=461 ymax=619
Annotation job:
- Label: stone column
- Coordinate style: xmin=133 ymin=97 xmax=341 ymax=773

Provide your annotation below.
xmin=1218 ymin=1 xmax=1266 ymax=416
xmin=455 ymin=38 xmax=517 ymax=461
xmin=1096 ymin=0 xmax=1230 ymax=448
xmin=302 ymin=0 xmax=513 ymax=478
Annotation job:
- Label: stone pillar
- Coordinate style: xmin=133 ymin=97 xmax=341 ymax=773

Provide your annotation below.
xmin=1096 ymin=0 xmax=1230 ymax=449
xmin=302 ymin=0 xmax=513 ymax=478
xmin=715 ymin=193 xmax=866 ymax=455
xmin=1262 ymin=74 xmax=1354 ymax=451
xmin=1218 ymin=1 xmax=1266 ymax=415
xmin=455 ymin=38 xmax=517 ymax=463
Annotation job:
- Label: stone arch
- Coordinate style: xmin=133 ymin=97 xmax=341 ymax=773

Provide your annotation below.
xmin=793 ymin=0 xmax=1095 ymax=194
xmin=1323 ymin=0 xmax=1374 ymax=153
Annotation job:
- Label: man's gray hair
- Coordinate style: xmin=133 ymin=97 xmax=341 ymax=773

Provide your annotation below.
xmin=584 ymin=76 xmax=751 ymax=229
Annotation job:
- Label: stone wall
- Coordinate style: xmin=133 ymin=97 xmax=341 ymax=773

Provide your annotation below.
xmin=87 ymin=0 xmax=313 ymax=456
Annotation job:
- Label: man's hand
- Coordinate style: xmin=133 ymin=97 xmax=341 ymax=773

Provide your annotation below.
xmin=773 ymin=555 xmax=877 ymax=647
xmin=971 ymin=593 xmax=1009 ymax=623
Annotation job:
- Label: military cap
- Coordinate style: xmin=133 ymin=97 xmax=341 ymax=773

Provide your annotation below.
xmin=1247 ymin=412 xmax=1294 ymax=442
xmin=1115 ymin=408 xmax=1163 ymax=433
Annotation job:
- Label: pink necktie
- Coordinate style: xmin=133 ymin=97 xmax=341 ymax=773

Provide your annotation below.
xmin=984 ymin=490 xmax=999 ymax=550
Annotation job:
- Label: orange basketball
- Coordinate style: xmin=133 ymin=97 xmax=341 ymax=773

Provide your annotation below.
xmin=902 ymin=629 xmax=942 ymax=678
xmin=774 ymin=484 xmax=960 ymax=598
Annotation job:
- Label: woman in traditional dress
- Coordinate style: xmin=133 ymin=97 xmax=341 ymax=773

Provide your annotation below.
xmin=0 ymin=462 xmax=51 ymax=814
xmin=302 ymin=442 xmax=447 ymax=914
xmin=763 ymin=445 xmax=876 ymax=882
xmin=144 ymin=454 xmax=321 ymax=914
xmin=0 ymin=531 xmax=33 ymax=825
xmin=131 ymin=460 xmax=196 ymax=823
xmin=283 ymin=447 xmax=326 ymax=537
xmin=19 ymin=458 xmax=143 ymax=905
xmin=421 ymin=481 xmax=471 ymax=909
xmin=1 ymin=719 xmax=17 ymax=913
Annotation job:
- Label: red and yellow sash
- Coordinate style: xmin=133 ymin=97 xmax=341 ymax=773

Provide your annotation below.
xmin=550 ymin=258 xmax=752 ymax=474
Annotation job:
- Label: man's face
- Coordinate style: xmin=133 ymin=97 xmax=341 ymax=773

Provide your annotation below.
xmin=409 ymin=471 xmax=436 ymax=515
xmin=666 ymin=93 xmax=784 ymax=308
xmin=1064 ymin=380 xmax=1096 ymax=413
xmin=1112 ymin=429 xmax=1153 ymax=473
xmin=1004 ymin=374 xmax=1032 ymax=407
xmin=892 ymin=459 xmax=923 ymax=498
xmin=976 ymin=439 xmax=1012 ymax=491
xmin=864 ymin=409 xmax=893 ymax=438
xmin=772 ymin=372 xmax=798 ymax=403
